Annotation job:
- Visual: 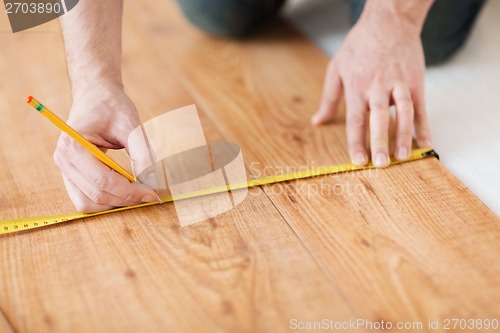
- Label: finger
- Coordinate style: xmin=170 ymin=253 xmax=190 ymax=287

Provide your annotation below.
xmin=62 ymin=175 xmax=114 ymax=214
xmin=345 ymin=92 xmax=368 ymax=166
xmin=57 ymin=134 xmax=161 ymax=203
xmin=56 ymin=147 xmax=145 ymax=208
xmin=312 ymin=59 xmax=343 ymax=125
xmin=413 ymin=86 xmax=432 ymax=148
xmin=61 ymin=158 xmax=144 ymax=208
xmin=369 ymin=87 xmax=390 ymax=168
xmin=392 ymin=83 xmax=414 ymax=160
xmin=72 ymin=150 xmax=161 ymax=203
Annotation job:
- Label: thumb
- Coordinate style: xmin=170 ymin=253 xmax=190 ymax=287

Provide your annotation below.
xmin=126 ymin=125 xmax=161 ymax=189
xmin=312 ymin=60 xmax=343 ymax=125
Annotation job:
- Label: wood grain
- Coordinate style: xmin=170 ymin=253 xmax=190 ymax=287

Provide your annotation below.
xmin=125 ymin=0 xmax=500 ymax=328
xmin=1 ymin=0 xmax=499 ymax=332
xmin=0 ymin=9 xmax=358 ymax=333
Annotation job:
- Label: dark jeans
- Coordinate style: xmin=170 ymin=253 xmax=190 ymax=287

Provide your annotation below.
xmin=177 ymin=0 xmax=485 ymax=65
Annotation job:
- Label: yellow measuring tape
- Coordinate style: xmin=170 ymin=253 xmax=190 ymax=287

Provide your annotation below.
xmin=0 ymin=147 xmax=438 ymax=235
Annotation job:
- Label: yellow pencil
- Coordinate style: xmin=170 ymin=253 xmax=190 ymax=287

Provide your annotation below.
xmin=27 ymin=96 xmax=136 ymax=182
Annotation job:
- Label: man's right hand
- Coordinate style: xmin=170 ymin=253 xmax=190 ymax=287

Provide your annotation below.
xmin=53 ymin=83 xmax=161 ymax=213
xmin=57 ymin=0 xmax=161 ymax=213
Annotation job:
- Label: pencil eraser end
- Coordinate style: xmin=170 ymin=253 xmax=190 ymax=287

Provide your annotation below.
xmin=26 ymin=96 xmax=33 ymax=103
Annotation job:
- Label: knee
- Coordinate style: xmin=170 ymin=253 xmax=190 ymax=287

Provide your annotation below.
xmin=422 ymin=41 xmax=463 ymax=66
xmin=421 ymin=0 xmax=485 ymax=66
xmin=177 ymin=0 xmax=286 ymax=38
xmin=349 ymin=0 xmax=365 ymax=26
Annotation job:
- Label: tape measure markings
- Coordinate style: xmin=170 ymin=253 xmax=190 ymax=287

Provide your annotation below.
xmin=0 ymin=147 xmax=438 ymax=235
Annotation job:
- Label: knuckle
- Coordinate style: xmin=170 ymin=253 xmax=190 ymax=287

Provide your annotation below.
xmin=393 ymin=81 xmax=410 ymax=93
xmin=415 ymin=108 xmax=428 ymax=118
xmin=370 ymin=100 xmax=388 ymax=112
xmin=93 ymin=174 xmax=107 ymax=190
xmin=398 ymin=132 xmax=413 ymax=141
xmin=348 ymin=113 xmax=365 ymax=128
xmin=417 ymin=129 xmax=432 ymax=140
xmin=323 ymin=93 xmax=339 ymax=105
xmin=372 ymin=74 xmax=385 ymax=87
xmin=396 ymin=97 xmax=414 ymax=111
xmin=57 ymin=135 xmax=72 ymax=152
xmin=125 ymin=188 xmax=139 ymax=203
xmin=371 ymin=137 xmax=389 ymax=148
xmin=56 ymin=135 xmax=78 ymax=163
xmin=88 ymin=189 xmax=106 ymax=205
xmin=349 ymin=141 xmax=366 ymax=152
xmin=348 ymin=75 xmax=365 ymax=93
xmin=92 ymin=172 xmax=111 ymax=191
xmin=53 ymin=151 xmax=64 ymax=168
xmin=397 ymin=133 xmax=413 ymax=143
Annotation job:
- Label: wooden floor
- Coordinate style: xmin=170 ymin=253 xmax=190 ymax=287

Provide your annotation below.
xmin=1 ymin=1 xmax=499 ymax=332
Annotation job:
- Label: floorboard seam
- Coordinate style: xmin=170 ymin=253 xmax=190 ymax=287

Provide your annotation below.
xmin=260 ymin=185 xmax=365 ymax=319
xmin=133 ymin=15 xmax=371 ymax=318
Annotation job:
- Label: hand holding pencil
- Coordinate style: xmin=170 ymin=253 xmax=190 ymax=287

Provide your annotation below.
xmin=29 ymin=86 xmax=161 ymax=213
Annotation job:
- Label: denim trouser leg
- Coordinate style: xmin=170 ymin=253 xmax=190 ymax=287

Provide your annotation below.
xmin=177 ymin=0 xmax=485 ymax=65
xmin=350 ymin=0 xmax=486 ymax=65
xmin=177 ymin=0 xmax=287 ymax=37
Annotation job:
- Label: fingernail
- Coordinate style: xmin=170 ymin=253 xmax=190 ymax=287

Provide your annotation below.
xmin=142 ymin=193 xmax=162 ymax=203
xmin=353 ymin=152 xmax=367 ymax=166
xmin=423 ymin=140 xmax=433 ymax=148
xmin=397 ymin=146 xmax=408 ymax=160
xmin=375 ymin=153 xmax=389 ymax=167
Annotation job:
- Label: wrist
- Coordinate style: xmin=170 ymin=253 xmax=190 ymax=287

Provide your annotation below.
xmin=360 ymin=0 xmax=434 ymax=33
xmin=68 ymin=83 xmax=139 ymax=134
xmin=71 ymin=76 xmax=123 ymax=101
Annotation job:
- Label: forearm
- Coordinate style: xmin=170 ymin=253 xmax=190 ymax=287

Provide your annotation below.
xmin=360 ymin=0 xmax=435 ymax=32
xmin=60 ymin=0 xmax=124 ymax=96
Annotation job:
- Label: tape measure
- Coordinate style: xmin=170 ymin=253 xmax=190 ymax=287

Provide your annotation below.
xmin=0 ymin=147 xmax=438 ymax=235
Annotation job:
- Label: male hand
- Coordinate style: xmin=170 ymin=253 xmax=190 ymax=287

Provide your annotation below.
xmin=312 ymin=7 xmax=433 ymax=167
xmin=53 ymin=83 xmax=161 ymax=213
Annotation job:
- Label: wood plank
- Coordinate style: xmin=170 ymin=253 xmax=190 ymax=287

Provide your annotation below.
xmin=128 ymin=0 xmax=500 ymax=325
xmin=0 ymin=10 xmax=359 ymax=333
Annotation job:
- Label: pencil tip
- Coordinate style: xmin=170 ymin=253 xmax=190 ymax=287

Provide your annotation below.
xmin=26 ymin=96 xmax=33 ymax=103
